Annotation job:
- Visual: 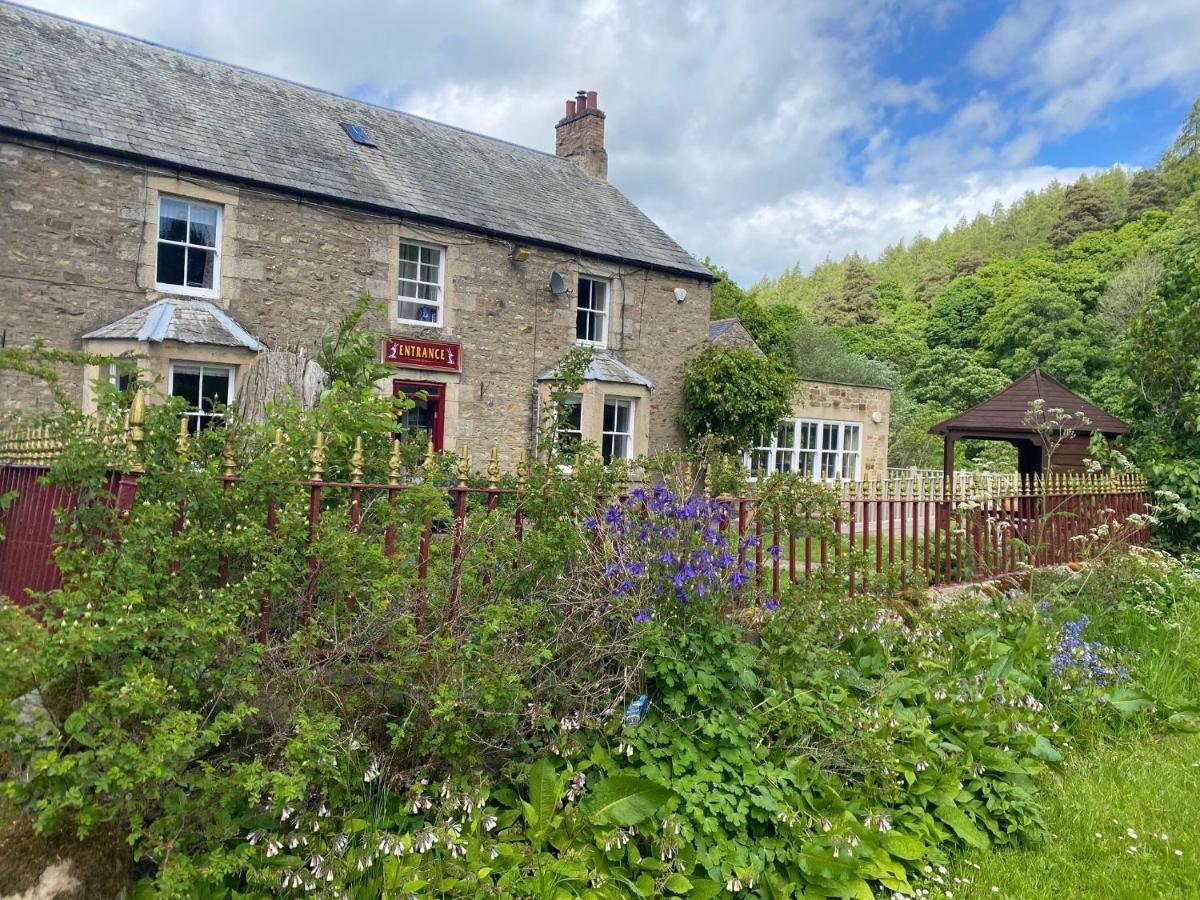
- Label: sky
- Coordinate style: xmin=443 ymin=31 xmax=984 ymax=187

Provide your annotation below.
xmin=21 ymin=0 xmax=1200 ymax=285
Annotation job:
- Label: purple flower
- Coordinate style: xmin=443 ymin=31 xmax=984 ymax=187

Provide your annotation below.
xmin=763 ymin=597 xmax=779 ymax=611
xmin=767 ymin=543 xmax=782 ymax=561
xmin=604 ymin=505 xmax=623 ymax=525
xmin=633 ymin=609 xmax=651 ymax=623
xmin=585 ymin=517 xmax=599 ymax=531
xmin=613 ymin=578 xmax=634 ymax=596
xmin=657 ymin=550 xmax=678 ymax=566
xmin=729 ymin=571 xmax=749 ymax=587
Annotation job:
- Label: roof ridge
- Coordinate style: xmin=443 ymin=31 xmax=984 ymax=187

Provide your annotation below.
xmin=0 ymin=0 xmax=571 ymax=165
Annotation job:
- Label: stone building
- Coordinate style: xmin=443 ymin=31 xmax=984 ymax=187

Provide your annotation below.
xmin=708 ymin=319 xmax=891 ymax=479
xmin=0 ymin=4 xmax=713 ymax=467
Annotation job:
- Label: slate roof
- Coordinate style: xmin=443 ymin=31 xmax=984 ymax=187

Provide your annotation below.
xmin=0 ymin=3 xmax=710 ymax=281
xmin=930 ymin=368 xmax=1127 ymax=437
xmin=537 ymin=352 xmax=654 ymax=390
xmin=82 ymin=299 xmax=263 ymax=351
xmin=707 ymin=318 xmax=740 ymax=342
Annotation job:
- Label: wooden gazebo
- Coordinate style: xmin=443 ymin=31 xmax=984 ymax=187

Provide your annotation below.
xmin=929 ymin=368 xmax=1128 ymax=484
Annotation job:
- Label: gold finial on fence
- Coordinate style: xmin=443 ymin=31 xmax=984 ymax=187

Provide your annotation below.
xmin=222 ymin=437 xmax=237 ymax=478
xmin=272 ymin=428 xmax=285 ymax=454
xmin=516 ymin=450 xmax=528 ymax=490
xmin=310 ymin=431 xmax=326 ymax=481
xmin=350 ymin=435 xmax=365 ymax=484
xmin=125 ymin=389 xmax=146 ymax=473
xmin=173 ymin=415 xmax=189 ymax=458
xmin=423 ymin=439 xmax=435 ymax=474
xmin=388 ymin=438 xmax=402 ymax=486
xmin=457 ymin=447 xmax=471 ymax=488
xmin=487 ymin=446 xmax=500 ymax=489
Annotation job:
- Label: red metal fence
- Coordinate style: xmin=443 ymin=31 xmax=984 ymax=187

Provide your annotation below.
xmin=0 ymin=441 xmax=1151 ymax=616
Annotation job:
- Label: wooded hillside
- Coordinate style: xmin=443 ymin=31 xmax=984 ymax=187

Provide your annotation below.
xmin=712 ymin=98 xmax=1200 ymax=545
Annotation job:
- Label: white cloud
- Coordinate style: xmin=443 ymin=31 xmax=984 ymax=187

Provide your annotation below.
xmin=21 ymin=0 xmax=1200 ymax=285
xmin=708 ymin=166 xmax=1095 ymax=284
xmin=970 ymin=0 xmax=1200 ymax=136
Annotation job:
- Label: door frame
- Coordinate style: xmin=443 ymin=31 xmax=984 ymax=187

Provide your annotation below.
xmin=393 ymin=379 xmax=446 ymax=452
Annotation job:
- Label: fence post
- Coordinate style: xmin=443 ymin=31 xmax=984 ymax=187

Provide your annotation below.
xmin=115 ymin=389 xmax=145 ymax=516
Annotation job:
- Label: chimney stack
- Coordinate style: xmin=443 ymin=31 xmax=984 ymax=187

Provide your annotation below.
xmin=555 ymin=89 xmax=607 ymax=180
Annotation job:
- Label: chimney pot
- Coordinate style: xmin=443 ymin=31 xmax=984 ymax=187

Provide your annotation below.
xmin=556 ymin=89 xmax=608 ymax=179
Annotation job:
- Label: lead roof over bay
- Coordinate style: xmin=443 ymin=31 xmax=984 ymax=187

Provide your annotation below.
xmin=0 ymin=2 xmax=711 ymax=280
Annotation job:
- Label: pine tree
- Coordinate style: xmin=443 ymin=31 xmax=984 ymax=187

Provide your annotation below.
xmin=1160 ymin=97 xmax=1200 ymax=202
xmin=830 ymin=257 xmax=879 ymax=325
xmin=953 ymin=249 xmax=989 ymax=277
xmin=1050 ymin=179 xmax=1116 ymax=248
xmin=915 ymin=264 xmax=951 ymax=306
xmin=1126 ymin=169 xmax=1170 ymax=218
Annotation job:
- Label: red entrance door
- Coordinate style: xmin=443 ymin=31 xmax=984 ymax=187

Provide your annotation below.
xmin=393 ymin=380 xmax=445 ymax=452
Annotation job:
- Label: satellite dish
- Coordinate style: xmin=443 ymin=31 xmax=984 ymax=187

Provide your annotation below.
xmin=549 ymin=271 xmax=567 ymax=296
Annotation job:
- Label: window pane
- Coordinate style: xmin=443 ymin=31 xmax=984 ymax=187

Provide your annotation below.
xmin=822 ymin=424 xmax=839 ymax=451
xmin=400 ymin=244 xmax=420 ymax=264
xmin=400 ymin=259 xmax=420 ymax=281
xmin=416 ymin=283 xmax=437 ymax=302
xmin=188 ymin=204 xmax=218 ymax=246
xmin=419 ymin=263 xmax=438 ymax=283
xmin=842 ymin=452 xmax=859 ymax=479
xmin=186 ymin=247 xmax=216 ymax=288
xmin=578 ymin=278 xmax=592 ymax=308
xmin=774 ymin=449 xmax=794 ymax=472
xmin=171 ymin=366 xmax=201 ymax=406
xmin=398 ymin=300 xmax=440 ymax=324
xmin=156 ymin=242 xmax=185 ymax=286
xmin=843 ymin=425 xmax=861 ymax=452
xmin=820 ymin=452 xmax=837 ymax=479
xmin=576 ymin=307 xmax=590 ymax=342
xmin=602 ymin=398 xmax=615 ymax=432
xmin=199 ymin=367 xmax=231 ymax=411
xmin=563 ymin=397 xmax=582 ymax=430
xmin=798 ymin=452 xmax=815 ymax=478
xmin=776 ymin=420 xmax=795 ymax=448
xmin=158 ymin=197 xmax=188 ymax=241
xmin=799 ymin=422 xmax=818 ymax=450
xmin=616 ymin=401 xmax=632 ymax=433
xmin=591 ymin=280 xmax=607 ymax=312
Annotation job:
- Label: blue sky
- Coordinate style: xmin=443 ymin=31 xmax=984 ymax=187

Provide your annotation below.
xmin=23 ymin=0 xmax=1200 ymax=284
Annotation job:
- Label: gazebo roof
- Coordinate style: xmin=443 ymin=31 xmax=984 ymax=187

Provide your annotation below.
xmin=929 ymin=368 xmax=1127 ymax=438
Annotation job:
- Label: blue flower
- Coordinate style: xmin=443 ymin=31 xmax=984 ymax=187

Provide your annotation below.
xmin=613 ymin=578 xmax=634 ymax=596
xmin=729 ymin=571 xmax=749 ymax=587
xmin=633 ymin=609 xmax=651 ymax=623
xmin=604 ymin=504 xmax=623 ymax=525
xmin=767 ymin=543 xmax=782 ymax=561
xmin=763 ymin=597 xmax=779 ymax=611
xmin=585 ymin=517 xmax=599 ymax=531
xmin=657 ymin=550 xmax=678 ymax=566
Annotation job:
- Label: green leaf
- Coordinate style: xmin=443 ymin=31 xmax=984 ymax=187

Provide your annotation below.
xmin=1101 ymin=688 xmax=1153 ymax=713
xmin=935 ymin=803 xmax=989 ymax=850
xmin=527 ymin=758 xmax=560 ymax=829
xmin=881 ymin=832 xmax=926 ymax=861
xmin=585 ymin=775 xmax=673 ymax=827
xmin=663 ymin=873 xmax=693 ymax=893
xmin=686 ymin=878 xmax=723 ymax=900
xmin=1028 ymin=735 xmax=1063 ymax=763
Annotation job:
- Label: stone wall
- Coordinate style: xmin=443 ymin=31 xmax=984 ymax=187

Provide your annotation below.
xmin=0 ymin=138 xmax=712 ymax=466
xmin=791 ymin=380 xmax=891 ymax=477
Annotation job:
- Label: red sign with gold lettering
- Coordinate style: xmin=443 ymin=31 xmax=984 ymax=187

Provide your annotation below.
xmin=382 ymin=337 xmax=462 ymax=372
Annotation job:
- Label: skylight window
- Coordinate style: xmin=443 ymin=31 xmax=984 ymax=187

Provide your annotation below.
xmin=340 ymin=122 xmax=375 ymax=147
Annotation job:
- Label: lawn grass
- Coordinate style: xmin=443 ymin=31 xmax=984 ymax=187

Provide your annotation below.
xmin=954 ymin=732 xmax=1200 ymax=899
